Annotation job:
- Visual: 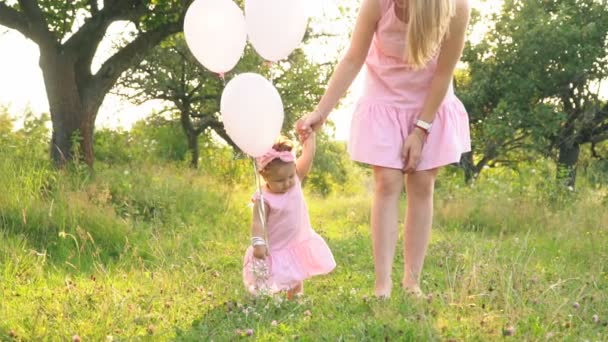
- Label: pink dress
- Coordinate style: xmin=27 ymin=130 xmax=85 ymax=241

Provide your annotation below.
xmin=242 ymin=177 xmax=336 ymax=295
xmin=348 ymin=0 xmax=471 ymax=170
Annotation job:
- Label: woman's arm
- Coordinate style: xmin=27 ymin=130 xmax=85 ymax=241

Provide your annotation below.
xmin=297 ymin=0 xmax=380 ymax=135
xmin=296 ymin=132 xmax=316 ymax=179
xmin=417 ymin=0 xmax=471 ymax=124
xmin=314 ymin=0 xmax=380 ymax=119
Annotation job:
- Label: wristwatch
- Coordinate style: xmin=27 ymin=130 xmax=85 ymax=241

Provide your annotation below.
xmin=415 ymin=119 xmax=433 ymax=134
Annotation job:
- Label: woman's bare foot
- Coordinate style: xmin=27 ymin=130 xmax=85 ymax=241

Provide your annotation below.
xmin=374 ymin=280 xmax=392 ymax=299
xmin=402 ymin=284 xmax=425 ymax=299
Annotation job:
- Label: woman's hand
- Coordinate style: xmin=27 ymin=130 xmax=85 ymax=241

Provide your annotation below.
xmin=253 ymin=245 xmax=268 ymax=259
xmin=296 ymin=110 xmax=325 ymax=142
xmin=402 ymin=128 xmax=426 ymax=173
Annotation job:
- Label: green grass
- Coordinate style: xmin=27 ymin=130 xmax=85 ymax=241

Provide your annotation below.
xmin=1 ymin=154 xmax=607 ymax=341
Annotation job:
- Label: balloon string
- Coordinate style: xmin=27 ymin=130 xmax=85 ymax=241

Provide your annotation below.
xmin=252 ymin=159 xmax=271 ymax=293
xmin=219 ymin=72 xmax=226 ymax=86
xmin=252 ymin=158 xmax=269 ymax=250
xmin=266 ymin=61 xmax=274 ymax=84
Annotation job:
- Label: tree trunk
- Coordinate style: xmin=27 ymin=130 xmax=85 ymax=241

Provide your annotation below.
xmin=556 ymin=141 xmax=580 ymax=189
xmin=187 ymin=132 xmax=199 ymax=169
xmin=460 ymin=152 xmax=477 ymax=184
xmin=49 ymin=107 xmax=95 ymax=167
xmin=1 ymin=0 xmax=189 ymax=167
xmin=179 ymin=110 xmax=199 ymax=169
xmin=41 ymin=52 xmax=96 ymax=167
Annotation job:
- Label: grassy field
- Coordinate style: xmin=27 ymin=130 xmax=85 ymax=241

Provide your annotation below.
xmin=1 ymin=150 xmax=607 ymax=341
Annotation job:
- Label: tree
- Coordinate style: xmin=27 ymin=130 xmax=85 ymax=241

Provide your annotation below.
xmin=0 ymin=0 xmax=192 ymax=166
xmin=117 ymin=35 xmax=333 ymax=168
xmin=460 ymin=0 xmax=608 ymax=187
xmin=116 ymin=36 xmax=231 ymax=168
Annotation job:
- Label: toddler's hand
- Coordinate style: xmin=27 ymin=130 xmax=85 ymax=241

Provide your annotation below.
xmin=296 ymin=111 xmax=324 ymax=141
xmin=299 ymin=130 xmax=316 ymax=145
xmin=253 ymin=245 xmax=268 ymax=259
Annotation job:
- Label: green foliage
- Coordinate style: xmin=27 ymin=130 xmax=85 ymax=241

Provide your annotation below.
xmin=307 ymin=138 xmax=366 ymax=197
xmin=138 ymin=0 xmax=186 ymax=31
xmin=1 ymin=107 xmax=608 ymax=339
xmin=197 ymin=144 xmax=253 ymax=185
xmin=0 ymin=106 xmax=14 ymax=133
xmin=94 ymin=122 xmax=360 ymax=197
xmin=0 ymin=111 xmax=126 ymax=267
xmin=1 ymin=0 xmax=196 ymax=166
xmin=131 ymin=116 xmax=190 ymax=162
xmin=94 ymin=129 xmax=137 ymax=165
xmin=29 ymin=0 xmax=90 ymax=38
xmin=95 ymin=116 xmax=189 ymax=165
xmin=1 ymin=148 xmax=607 ymax=340
xmin=576 ymin=141 xmax=608 ymax=189
xmin=459 ymin=0 xmax=608 ymax=185
xmin=118 ymin=36 xmax=332 ymax=142
xmin=118 ymin=35 xmax=226 ymax=119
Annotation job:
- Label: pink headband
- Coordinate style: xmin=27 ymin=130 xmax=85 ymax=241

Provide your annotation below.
xmin=256 ymin=149 xmax=295 ymax=170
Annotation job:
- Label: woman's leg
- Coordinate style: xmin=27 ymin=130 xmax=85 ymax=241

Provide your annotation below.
xmin=371 ymin=166 xmax=404 ymax=297
xmin=403 ymin=168 xmax=438 ymax=292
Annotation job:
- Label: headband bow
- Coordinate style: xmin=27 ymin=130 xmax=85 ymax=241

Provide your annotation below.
xmin=256 ymin=149 xmax=295 ymax=170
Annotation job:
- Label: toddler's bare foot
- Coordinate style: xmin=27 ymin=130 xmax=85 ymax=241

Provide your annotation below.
xmin=287 ymin=283 xmax=303 ymax=300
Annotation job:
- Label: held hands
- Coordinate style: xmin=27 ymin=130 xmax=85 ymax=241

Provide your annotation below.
xmin=296 ymin=110 xmax=325 ymax=142
xmin=298 ymin=129 xmax=316 ymax=145
xmin=402 ymin=127 xmax=427 ymax=173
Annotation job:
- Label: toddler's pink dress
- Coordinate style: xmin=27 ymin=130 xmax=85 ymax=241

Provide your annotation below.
xmin=243 ymin=177 xmax=336 ymax=295
xmin=348 ymin=0 xmax=471 ymax=170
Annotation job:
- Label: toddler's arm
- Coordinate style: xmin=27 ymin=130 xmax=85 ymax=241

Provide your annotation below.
xmin=296 ymin=132 xmax=316 ymax=179
xmin=251 ymin=199 xmax=269 ymax=259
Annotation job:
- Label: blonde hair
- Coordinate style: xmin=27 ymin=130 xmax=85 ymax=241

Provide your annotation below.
xmin=404 ymin=0 xmax=455 ymax=68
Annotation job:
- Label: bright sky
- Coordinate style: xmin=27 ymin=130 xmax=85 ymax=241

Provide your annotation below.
xmin=2 ymin=0 xmax=602 ymax=140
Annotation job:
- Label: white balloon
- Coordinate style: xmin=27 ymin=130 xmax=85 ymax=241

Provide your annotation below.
xmin=220 ymin=73 xmax=284 ymax=157
xmin=306 ymin=0 xmax=340 ymax=17
xmin=245 ymin=0 xmax=309 ymax=62
xmin=184 ymin=0 xmax=247 ymax=73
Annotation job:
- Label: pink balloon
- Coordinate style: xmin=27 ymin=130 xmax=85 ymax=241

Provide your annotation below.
xmin=220 ymin=73 xmax=284 ymax=157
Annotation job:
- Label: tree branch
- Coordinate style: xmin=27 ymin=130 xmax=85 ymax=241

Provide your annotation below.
xmin=16 ymin=0 xmax=55 ymax=45
xmin=592 ymin=103 xmax=608 ymax=125
xmin=104 ymin=0 xmax=151 ymax=22
xmin=208 ymin=121 xmax=239 ymax=152
xmin=489 ymin=159 xmax=519 ymax=166
xmin=189 ymin=93 xmax=217 ymax=104
xmin=64 ymin=9 xmax=112 ymax=55
xmin=89 ymin=0 xmax=99 ymax=14
xmin=474 ymin=154 xmax=493 ymax=173
xmin=590 ymin=131 xmax=608 ymax=144
xmin=84 ymin=21 xmax=183 ymax=109
xmin=0 ymin=3 xmax=30 ymax=37
xmin=187 ymin=113 xmax=235 ymax=149
xmin=502 ymin=133 xmax=528 ymax=147
xmin=67 ymin=2 xmax=152 ymax=85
